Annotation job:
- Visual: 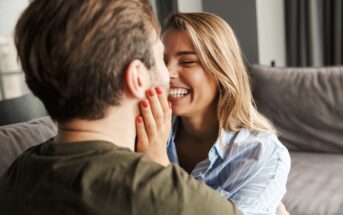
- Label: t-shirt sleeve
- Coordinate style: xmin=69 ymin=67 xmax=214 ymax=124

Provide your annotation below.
xmin=132 ymin=159 xmax=243 ymax=215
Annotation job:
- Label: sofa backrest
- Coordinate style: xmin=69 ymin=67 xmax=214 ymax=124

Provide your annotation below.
xmin=251 ymin=64 xmax=343 ymax=153
xmin=0 ymin=117 xmax=57 ymax=176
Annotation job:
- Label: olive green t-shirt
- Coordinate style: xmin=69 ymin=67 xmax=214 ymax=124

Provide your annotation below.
xmin=0 ymin=140 xmax=242 ymax=215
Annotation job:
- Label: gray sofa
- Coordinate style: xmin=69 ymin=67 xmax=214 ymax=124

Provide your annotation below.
xmin=0 ymin=117 xmax=56 ymax=176
xmin=251 ymin=64 xmax=343 ymax=215
xmin=0 ymin=65 xmax=343 ymax=215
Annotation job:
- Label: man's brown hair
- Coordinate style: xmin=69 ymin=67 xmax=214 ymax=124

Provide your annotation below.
xmin=15 ymin=0 xmax=160 ymax=122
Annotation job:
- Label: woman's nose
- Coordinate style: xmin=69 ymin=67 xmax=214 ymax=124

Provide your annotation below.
xmin=168 ymin=64 xmax=179 ymax=79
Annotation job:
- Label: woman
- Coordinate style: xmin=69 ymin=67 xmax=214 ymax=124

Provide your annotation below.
xmin=136 ymin=12 xmax=290 ymax=215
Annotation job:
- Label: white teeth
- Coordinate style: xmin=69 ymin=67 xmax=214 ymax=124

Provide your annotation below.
xmin=168 ymin=89 xmax=190 ymax=98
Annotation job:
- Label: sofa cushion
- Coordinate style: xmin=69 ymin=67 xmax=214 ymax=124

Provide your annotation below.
xmin=0 ymin=116 xmax=57 ymax=176
xmin=283 ymin=152 xmax=343 ymax=215
xmin=251 ymin=65 xmax=343 ymax=153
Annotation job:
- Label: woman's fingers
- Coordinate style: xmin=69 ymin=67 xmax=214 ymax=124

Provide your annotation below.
xmin=135 ymin=87 xmax=171 ymax=167
xmin=146 ymin=88 xmax=164 ymax=126
xmin=155 ymin=87 xmax=172 ymax=122
xmin=140 ymin=99 xmax=156 ymax=139
xmin=135 ymin=116 xmax=148 ymax=152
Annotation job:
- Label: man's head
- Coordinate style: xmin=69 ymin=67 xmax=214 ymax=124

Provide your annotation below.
xmin=15 ymin=0 xmax=169 ymax=122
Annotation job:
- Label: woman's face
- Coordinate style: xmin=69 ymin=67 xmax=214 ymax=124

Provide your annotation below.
xmin=163 ymin=30 xmax=218 ymax=118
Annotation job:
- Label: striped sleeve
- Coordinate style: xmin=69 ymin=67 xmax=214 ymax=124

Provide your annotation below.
xmin=219 ymin=137 xmax=291 ymax=215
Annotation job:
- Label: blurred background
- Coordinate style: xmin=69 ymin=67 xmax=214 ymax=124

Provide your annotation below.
xmin=0 ymin=1 xmax=342 ymax=213
xmin=0 ymin=0 xmax=342 ymax=100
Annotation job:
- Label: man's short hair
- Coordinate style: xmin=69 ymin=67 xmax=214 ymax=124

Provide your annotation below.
xmin=15 ymin=0 xmax=160 ymax=122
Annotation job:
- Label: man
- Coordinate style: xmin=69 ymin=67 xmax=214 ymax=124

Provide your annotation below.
xmin=0 ymin=0 xmax=242 ymax=214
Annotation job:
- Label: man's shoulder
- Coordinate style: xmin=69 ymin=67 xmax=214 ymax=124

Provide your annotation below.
xmin=1 ymin=141 xmax=242 ymax=215
xmin=224 ymin=129 xmax=288 ymax=161
xmin=81 ymin=148 xmax=241 ymax=215
xmin=126 ymin=162 xmax=242 ymax=215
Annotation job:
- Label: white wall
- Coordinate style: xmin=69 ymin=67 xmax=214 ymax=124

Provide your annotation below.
xmin=177 ymin=0 xmax=202 ymax=12
xmin=256 ymin=0 xmax=286 ymax=66
xmin=0 ymin=0 xmax=29 ymax=100
xmin=0 ymin=0 xmax=29 ymax=37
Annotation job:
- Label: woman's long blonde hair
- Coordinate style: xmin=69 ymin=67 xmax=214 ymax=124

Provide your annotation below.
xmin=164 ymin=12 xmax=275 ymax=133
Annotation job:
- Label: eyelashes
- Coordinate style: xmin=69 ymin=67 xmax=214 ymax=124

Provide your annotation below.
xmin=163 ymin=57 xmax=199 ymax=67
xmin=180 ymin=61 xmax=196 ymax=64
xmin=180 ymin=61 xmax=199 ymax=67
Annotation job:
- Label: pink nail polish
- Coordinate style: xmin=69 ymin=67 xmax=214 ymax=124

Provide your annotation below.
xmin=147 ymin=89 xmax=154 ymax=97
xmin=156 ymin=87 xmax=163 ymax=95
xmin=142 ymin=100 xmax=148 ymax=108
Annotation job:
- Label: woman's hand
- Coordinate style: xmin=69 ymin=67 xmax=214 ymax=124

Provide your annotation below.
xmin=135 ymin=87 xmax=172 ymax=167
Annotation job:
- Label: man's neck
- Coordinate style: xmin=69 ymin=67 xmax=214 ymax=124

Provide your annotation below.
xmin=55 ymin=105 xmax=137 ymax=151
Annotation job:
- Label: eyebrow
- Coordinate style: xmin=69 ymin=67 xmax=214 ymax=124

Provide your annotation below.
xmin=176 ymin=51 xmax=197 ymax=56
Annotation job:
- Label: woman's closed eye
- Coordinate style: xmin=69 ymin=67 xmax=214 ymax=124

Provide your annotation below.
xmin=179 ymin=61 xmax=198 ymax=67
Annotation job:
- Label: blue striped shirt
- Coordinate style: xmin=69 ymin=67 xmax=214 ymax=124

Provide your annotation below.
xmin=167 ymin=118 xmax=291 ymax=215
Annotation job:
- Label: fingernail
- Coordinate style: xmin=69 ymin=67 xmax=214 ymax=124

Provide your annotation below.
xmin=141 ymin=100 xmax=148 ymax=108
xmin=168 ymin=101 xmax=172 ymax=108
xmin=147 ymin=89 xmax=154 ymax=97
xmin=156 ymin=87 xmax=163 ymax=95
xmin=136 ymin=116 xmax=142 ymax=123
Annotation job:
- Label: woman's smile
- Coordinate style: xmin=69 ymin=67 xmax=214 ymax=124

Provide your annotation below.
xmin=168 ymin=87 xmax=191 ymax=101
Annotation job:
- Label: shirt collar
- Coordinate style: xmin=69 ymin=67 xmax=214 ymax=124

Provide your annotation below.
xmin=167 ymin=116 xmax=180 ymax=164
xmin=210 ymin=128 xmax=236 ymax=160
xmin=169 ymin=117 xmax=237 ymax=161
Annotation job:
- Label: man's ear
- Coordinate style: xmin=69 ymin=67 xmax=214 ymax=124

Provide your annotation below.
xmin=124 ymin=59 xmax=149 ymax=99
